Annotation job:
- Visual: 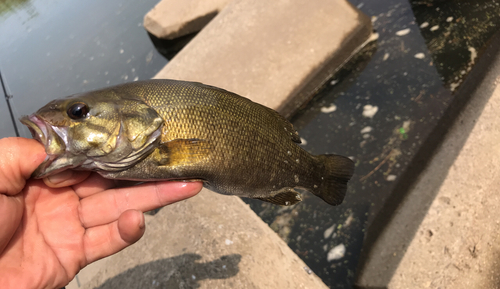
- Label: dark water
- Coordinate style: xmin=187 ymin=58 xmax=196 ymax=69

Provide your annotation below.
xmin=2 ymin=0 xmax=500 ymax=288
xmin=0 ymin=0 xmax=167 ymax=139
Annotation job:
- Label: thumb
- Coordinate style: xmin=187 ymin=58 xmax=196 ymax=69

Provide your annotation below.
xmin=0 ymin=137 xmax=46 ymax=252
xmin=0 ymin=137 xmax=46 ymax=195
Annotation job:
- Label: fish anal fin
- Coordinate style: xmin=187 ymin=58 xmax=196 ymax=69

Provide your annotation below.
xmin=255 ymin=188 xmax=303 ymax=206
xmin=156 ymin=139 xmax=213 ymax=167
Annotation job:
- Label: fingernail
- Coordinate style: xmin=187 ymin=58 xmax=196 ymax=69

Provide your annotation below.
xmin=46 ymin=170 xmax=72 ymax=185
xmin=138 ymin=212 xmax=145 ymax=230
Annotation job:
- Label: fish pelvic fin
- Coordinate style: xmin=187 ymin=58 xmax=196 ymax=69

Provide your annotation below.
xmin=314 ymin=154 xmax=355 ymax=206
xmin=255 ymin=188 xmax=302 ymax=206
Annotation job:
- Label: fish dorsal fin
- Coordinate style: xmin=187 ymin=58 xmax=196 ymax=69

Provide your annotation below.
xmin=156 ymin=138 xmax=213 ymax=167
xmin=261 ymin=106 xmax=301 ymax=143
xmin=255 ymin=188 xmax=303 ymax=206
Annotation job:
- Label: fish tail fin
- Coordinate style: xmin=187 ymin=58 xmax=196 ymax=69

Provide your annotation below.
xmin=314 ymin=154 xmax=355 ymax=206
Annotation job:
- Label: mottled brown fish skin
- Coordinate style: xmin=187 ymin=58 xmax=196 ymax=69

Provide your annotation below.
xmin=22 ymin=79 xmax=354 ymax=206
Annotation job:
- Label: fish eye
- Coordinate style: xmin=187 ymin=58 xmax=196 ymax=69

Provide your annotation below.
xmin=67 ymin=102 xmax=89 ymax=120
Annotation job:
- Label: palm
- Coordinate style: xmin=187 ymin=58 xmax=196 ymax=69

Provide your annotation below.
xmin=0 ymin=172 xmax=202 ymax=289
xmin=1 ymin=180 xmax=84 ymax=287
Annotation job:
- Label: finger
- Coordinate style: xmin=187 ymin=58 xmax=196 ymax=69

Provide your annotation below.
xmin=43 ymin=170 xmax=91 ymax=188
xmin=72 ymin=173 xmax=117 ymax=198
xmin=79 ymin=181 xmax=202 ymax=228
xmin=83 ymin=209 xmax=145 ymax=264
xmin=0 ymin=194 xmax=23 ymax=252
xmin=0 ymin=138 xmax=46 ymax=195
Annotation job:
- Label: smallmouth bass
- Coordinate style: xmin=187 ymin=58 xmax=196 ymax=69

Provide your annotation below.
xmin=21 ymin=80 xmax=354 ymax=206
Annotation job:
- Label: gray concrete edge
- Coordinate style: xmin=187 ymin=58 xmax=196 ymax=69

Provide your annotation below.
xmin=278 ymin=4 xmax=373 ymax=118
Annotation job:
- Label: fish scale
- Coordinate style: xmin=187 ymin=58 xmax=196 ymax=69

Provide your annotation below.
xmin=21 ymin=79 xmax=354 ymax=206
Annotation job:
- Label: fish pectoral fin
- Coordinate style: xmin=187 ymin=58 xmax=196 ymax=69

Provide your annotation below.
xmin=156 ymin=138 xmax=213 ymax=166
xmin=255 ymin=188 xmax=303 ymax=206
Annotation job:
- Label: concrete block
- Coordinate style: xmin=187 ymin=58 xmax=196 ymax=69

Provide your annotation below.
xmin=387 ymin=44 xmax=500 ymax=289
xmin=144 ymin=0 xmax=231 ymax=39
xmin=79 ymin=190 xmax=328 ymax=288
xmin=355 ymin=32 xmax=500 ymax=288
xmin=155 ymin=0 xmax=372 ymax=118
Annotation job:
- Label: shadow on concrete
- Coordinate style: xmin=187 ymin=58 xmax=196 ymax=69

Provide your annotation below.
xmin=486 ymin=251 xmax=500 ymax=289
xmin=94 ymin=253 xmax=241 ymax=289
xmin=354 ymin=30 xmax=500 ymax=288
xmin=147 ymin=31 xmax=199 ymax=60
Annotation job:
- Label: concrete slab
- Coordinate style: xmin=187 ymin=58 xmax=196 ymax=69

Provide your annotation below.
xmin=355 ymin=32 xmax=500 ymax=288
xmin=155 ymin=0 xmax=372 ymax=118
xmin=144 ymin=0 xmax=231 ymax=39
xmin=77 ymin=190 xmax=328 ymax=288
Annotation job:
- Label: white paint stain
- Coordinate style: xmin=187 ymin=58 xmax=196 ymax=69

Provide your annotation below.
xmin=368 ymin=32 xmax=379 ymax=42
xmin=469 ymin=47 xmax=477 ymax=64
xmin=327 ymin=244 xmax=346 ymax=261
xmin=414 ymin=53 xmax=425 ymax=59
xmin=395 ymin=28 xmax=410 ymax=36
xmin=324 ymin=224 xmax=335 ymax=239
xmin=387 ymin=175 xmax=397 ymax=181
xmin=362 ymin=105 xmax=379 ymax=118
xmin=321 ymin=104 xmax=337 ymax=113
xmin=450 ymin=47 xmax=477 ymax=91
xmin=360 ymin=126 xmax=373 ymax=134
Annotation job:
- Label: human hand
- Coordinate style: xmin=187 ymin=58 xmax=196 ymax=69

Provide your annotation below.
xmin=0 ymin=137 xmax=202 ymax=289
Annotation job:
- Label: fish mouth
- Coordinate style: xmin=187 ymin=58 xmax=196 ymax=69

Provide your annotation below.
xmin=20 ymin=115 xmax=71 ymax=178
xmin=20 ymin=115 xmax=48 ymax=145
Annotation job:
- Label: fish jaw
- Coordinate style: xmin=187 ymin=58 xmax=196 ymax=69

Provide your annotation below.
xmin=31 ymin=152 xmax=88 ymax=179
xmin=20 ymin=114 xmax=86 ymax=178
xmin=20 ymin=115 xmax=48 ymax=145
